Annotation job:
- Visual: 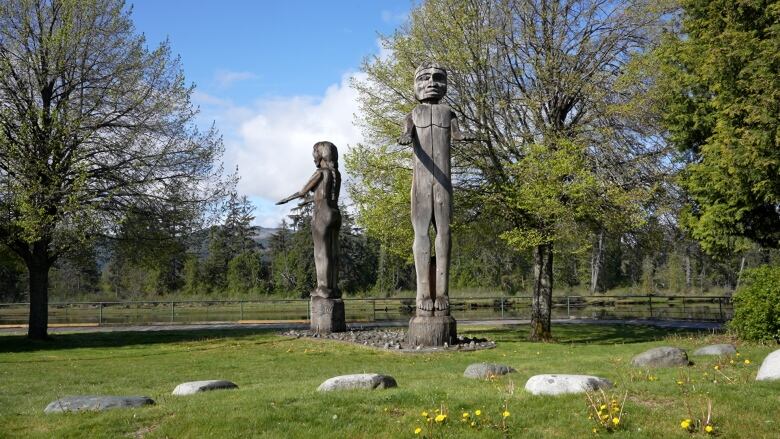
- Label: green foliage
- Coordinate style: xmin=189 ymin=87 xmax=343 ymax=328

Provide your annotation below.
xmin=269 ymin=217 xmax=315 ymax=297
xmin=498 ymin=139 xmax=646 ymax=251
xmin=729 ymin=265 xmax=780 ymax=342
xmin=226 ymin=250 xmax=268 ymax=296
xmin=181 ymin=255 xmax=208 ymax=296
xmin=337 ymin=211 xmax=379 ymax=294
xmin=656 ymin=0 xmax=780 ymax=253
xmin=344 ymin=143 xmax=413 ymax=262
xmin=0 ymin=246 xmax=26 ymax=302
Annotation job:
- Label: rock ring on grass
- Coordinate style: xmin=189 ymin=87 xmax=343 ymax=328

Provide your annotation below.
xmin=280 ymin=328 xmax=495 ymax=352
xmin=524 ymin=374 xmax=613 ymax=396
xmin=631 ymin=347 xmax=690 ymax=367
xmin=463 ymin=363 xmax=516 ymax=379
xmin=44 ymin=396 xmax=154 ymax=414
xmin=317 ymin=374 xmax=397 ymax=392
xmin=172 ymin=380 xmax=238 ymax=395
xmin=756 ymin=349 xmax=780 ymax=381
xmin=692 ymin=344 xmax=737 ymax=357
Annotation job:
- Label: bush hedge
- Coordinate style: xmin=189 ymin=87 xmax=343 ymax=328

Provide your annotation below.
xmin=729 ymin=265 xmax=780 ymax=342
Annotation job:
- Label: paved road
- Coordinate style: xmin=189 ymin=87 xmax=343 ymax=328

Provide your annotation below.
xmin=0 ymin=318 xmax=723 ymax=335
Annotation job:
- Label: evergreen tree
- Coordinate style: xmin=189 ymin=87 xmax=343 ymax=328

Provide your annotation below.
xmin=656 ymin=0 xmax=780 ymax=253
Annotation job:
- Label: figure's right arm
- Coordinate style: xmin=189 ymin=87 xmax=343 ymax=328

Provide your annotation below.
xmin=276 ymin=170 xmax=323 ymax=205
xmin=399 ymin=113 xmax=414 ymax=145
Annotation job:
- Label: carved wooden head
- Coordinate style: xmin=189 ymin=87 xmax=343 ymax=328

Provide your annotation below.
xmin=414 ymin=62 xmax=447 ymax=103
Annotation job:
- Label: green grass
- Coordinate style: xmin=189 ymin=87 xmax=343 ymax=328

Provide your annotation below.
xmin=1 ymin=324 xmax=778 ymax=438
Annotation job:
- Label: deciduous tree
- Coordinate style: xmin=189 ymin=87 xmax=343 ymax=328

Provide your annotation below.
xmin=0 ymin=0 xmax=225 ymax=338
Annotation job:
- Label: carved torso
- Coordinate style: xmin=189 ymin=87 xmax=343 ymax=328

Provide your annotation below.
xmin=411 ymin=103 xmax=453 ymax=196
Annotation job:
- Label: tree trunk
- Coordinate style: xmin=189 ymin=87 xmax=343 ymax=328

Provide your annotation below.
xmin=530 ymin=242 xmax=553 ymax=341
xmin=590 ymin=230 xmax=604 ymax=294
xmin=735 ymin=255 xmax=746 ymax=292
xmin=26 ymin=241 xmax=52 ymax=340
xmin=684 ymin=248 xmax=692 ymax=291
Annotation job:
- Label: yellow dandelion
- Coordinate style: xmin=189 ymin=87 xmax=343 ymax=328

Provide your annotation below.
xmin=470 ymin=421 xmax=476 ymax=427
xmin=462 ymin=412 xmax=470 ymax=419
xmin=592 ymin=427 xmax=598 ymax=433
xmin=612 ymin=417 xmax=620 ymax=426
xmin=434 ymin=414 xmax=447 ymax=423
xmin=705 ymin=425 xmax=714 ymax=433
xmin=714 ymin=365 xmax=720 ymax=370
xmin=502 ymin=410 xmax=510 ymax=418
xmin=736 ymin=352 xmax=741 ymax=357
xmin=681 ymin=419 xmax=691 ymax=430
xmin=475 ymin=410 xmax=482 ymax=416
xmin=730 ymin=359 xmax=735 ymax=364
xmin=414 ymin=427 xmax=422 ymax=435
xmin=676 ymin=380 xmax=683 ymax=385
xmin=744 ymin=359 xmax=751 ymax=365
xmin=599 ymin=404 xmax=607 ymax=411
xmin=421 ymin=411 xmax=428 ymax=418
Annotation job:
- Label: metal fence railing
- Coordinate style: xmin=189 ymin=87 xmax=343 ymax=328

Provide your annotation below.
xmin=0 ymin=295 xmax=732 ymax=327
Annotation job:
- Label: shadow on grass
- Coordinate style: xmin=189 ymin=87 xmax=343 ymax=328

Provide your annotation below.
xmin=0 ymin=327 xmax=278 ymax=354
xmin=464 ymin=323 xmax=706 ymax=345
xmin=1 ymin=322 xmax=711 ymax=355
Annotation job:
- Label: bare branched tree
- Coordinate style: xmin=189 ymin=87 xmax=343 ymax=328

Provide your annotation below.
xmin=0 ymin=0 xmax=226 ymax=339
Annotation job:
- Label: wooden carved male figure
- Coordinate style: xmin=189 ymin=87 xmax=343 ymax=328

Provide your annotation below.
xmin=277 ymin=141 xmax=342 ymax=298
xmin=400 ymin=62 xmax=472 ymax=316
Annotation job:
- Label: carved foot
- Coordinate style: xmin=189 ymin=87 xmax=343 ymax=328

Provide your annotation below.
xmin=418 ymin=298 xmax=434 ymax=311
xmin=434 ymin=296 xmax=449 ymax=311
xmin=312 ymin=287 xmax=332 ymax=298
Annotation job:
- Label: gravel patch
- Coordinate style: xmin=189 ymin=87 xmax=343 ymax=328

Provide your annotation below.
xmin=280 ymin=328 xmax=495 ymax=353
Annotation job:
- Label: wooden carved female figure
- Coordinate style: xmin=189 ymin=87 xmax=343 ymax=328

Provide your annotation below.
xmin=277 ymin=141 xmax=342 ymax=298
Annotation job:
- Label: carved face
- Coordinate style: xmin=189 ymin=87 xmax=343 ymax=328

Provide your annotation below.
xmin=313 ymin=148 xmax=321 ymax=167
xmin=414 ymin=68 xmax=447 ymax=102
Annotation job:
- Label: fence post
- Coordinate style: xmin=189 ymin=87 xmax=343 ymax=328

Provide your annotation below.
xmin=566 ymin=296 xmax=571 ymax=318
xmin=240 ymin=301 xmax=244 ymax=321
xmin=98 ymin=303 xmax=103 ymax=326
xmin=719 ymin=297 xmax=724 ymax=322
xmin=648 ymin=296 xmax=653 ymax=319
xmin=372 ymin=299 xmax=376 ymax=322
xmin=500 ymin=298 xmax=504 ymax=319
xmin=170 ymin=301 xmax=175 ymax=323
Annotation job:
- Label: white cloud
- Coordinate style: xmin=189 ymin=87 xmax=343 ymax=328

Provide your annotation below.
xmin=195 ymin=72 xmax=366 ymax=227
xmin=214 ymin=69 xmax=257 ymax=88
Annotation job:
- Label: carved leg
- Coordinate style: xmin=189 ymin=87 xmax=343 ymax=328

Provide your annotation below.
xmin=327 ymin=213 xmax=341 ymax=296
xmin=412 ymin=189 xmax=433 ymax=314
xmin=312 ymin=217 xmax=329 ymax=292
xmin=433 ymin=190 xmax=451 ymax=314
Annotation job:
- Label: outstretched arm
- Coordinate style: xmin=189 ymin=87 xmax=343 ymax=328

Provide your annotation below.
xmin=276 ymin=170 xmax=323 ymax=205
xmin=399 ymin=113 xmax=414 ymax=145
xmin=451 ymin=113 xmax=477 ymax=142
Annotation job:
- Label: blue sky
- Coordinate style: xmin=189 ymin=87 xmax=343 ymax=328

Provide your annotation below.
xmin=128 ymin=1 xmax=411 ymax=226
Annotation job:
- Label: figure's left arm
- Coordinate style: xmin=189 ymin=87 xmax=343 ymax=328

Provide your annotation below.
xmin=450 ymin=112 xmax=477 ymax=142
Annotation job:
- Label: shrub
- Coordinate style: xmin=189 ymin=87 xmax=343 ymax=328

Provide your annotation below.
xmin=729 ymin=265 xmax=780 ymax=342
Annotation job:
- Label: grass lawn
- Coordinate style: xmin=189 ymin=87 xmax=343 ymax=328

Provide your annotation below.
xmin=1 ymin=324 xmax=778 ymax=438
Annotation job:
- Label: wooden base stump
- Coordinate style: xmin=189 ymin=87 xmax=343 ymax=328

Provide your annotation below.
xmin=407 ymin=315 xmax=457 ymax=347
xmin=310 ymin=297 xmax=346 ymax=334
